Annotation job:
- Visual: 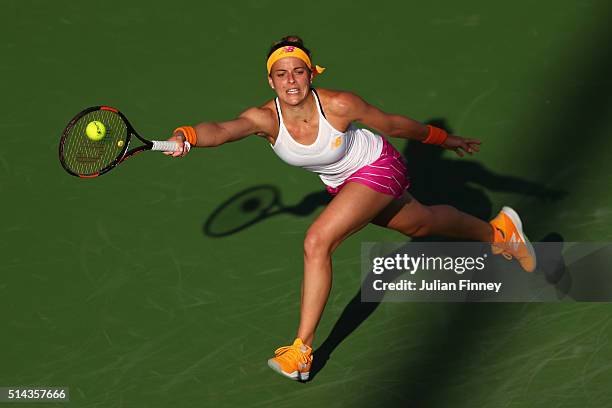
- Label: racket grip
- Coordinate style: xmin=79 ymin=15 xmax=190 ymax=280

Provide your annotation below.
xmin=151 ymin=140 xmax=191 ymax=152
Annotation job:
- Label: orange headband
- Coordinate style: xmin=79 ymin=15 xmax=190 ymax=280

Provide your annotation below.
xmin=266 ymin=46 xmax=326 ymax=76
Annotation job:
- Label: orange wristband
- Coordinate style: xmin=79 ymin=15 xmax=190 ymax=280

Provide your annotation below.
xmin=174 ymin=126 xmax=198 ymax=146
xmin=422 ymin=125 xmax=448 ymax=145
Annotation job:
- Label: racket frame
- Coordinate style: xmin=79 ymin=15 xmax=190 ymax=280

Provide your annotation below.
xmin=59 ymin=106 xmax=158 ymax=178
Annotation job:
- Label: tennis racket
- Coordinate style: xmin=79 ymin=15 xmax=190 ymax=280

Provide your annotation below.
xmin=59 ymin=106 xmax=189 ymax=178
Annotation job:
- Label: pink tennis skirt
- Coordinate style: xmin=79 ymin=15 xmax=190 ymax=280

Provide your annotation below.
xmin=326 ymin=138 xmax=410 ymax=199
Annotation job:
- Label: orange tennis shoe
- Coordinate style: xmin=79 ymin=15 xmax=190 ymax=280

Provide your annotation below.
xmin=267 ymin=338 xmax=312 ymax=381
xmin=490 ymin=206 xmax=537 ymax=272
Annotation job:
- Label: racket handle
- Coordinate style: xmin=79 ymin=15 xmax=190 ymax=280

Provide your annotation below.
xmin=151 ymin=140 xmax=192 ymax=152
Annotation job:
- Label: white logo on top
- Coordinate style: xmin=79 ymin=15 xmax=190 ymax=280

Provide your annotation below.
xmin=510 ymin=232 xmax=521 ymax=251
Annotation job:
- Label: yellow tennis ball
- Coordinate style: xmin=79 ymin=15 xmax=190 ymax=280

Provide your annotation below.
xmin=117 ymin=140 xmax=124 ymax=147
xmin=86 ymin=121 xmax=106 ymax=141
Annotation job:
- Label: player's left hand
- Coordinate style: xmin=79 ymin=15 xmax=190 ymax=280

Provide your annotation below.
xmin=441 ymin=135 xmax=481 ymax=157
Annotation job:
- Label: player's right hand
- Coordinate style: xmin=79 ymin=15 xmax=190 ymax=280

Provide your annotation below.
xmin=163 ymin=132 xmax=190 ymax=157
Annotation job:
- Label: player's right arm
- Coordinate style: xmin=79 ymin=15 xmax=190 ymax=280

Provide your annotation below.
xmin=165 ymin=106 xmax=276 ymax=156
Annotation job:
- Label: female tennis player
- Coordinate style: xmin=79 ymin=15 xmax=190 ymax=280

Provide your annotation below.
xmin=166 ymin=36 xmax=536 ymax=381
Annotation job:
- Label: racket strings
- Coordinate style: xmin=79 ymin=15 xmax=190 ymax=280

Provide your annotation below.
xmin=62 ymin=110 xmax=128 ymax=175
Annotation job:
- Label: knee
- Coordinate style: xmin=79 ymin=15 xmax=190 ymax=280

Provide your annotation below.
xmin=404 ymin=205 xmax=434 ymax=237
xmin=303 ymin=227 xmax=334 ymax=260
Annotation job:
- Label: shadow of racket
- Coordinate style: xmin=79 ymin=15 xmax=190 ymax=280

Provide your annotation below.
xmin=203 ymin=184 xmax=331 ymax=237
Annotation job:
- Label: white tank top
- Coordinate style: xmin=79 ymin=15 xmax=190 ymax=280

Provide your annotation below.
xmin=271 ymin=89 xmax=383 ymax=188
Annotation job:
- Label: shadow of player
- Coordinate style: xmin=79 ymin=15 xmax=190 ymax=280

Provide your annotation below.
xmin=404 ymin=119 xmax=567 ymax=222
xmin=538 ymin=233 xmax=612 ymax=301
xmin=203 ymin=185 xmax=331 ymax=237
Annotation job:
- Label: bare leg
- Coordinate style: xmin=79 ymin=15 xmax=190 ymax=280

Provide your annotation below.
xmin=373 ymin=192 xmax=493 ymax=241
xmin=297 ymin=189 xmax=493 ymax=347
xmin=297 ymin=183 xmax=395 ymax=346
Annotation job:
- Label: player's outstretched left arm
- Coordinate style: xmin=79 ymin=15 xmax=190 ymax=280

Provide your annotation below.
xmin=330 ymin=91 xmax=481 ymax=157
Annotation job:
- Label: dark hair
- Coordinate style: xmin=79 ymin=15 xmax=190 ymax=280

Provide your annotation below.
xmin=266 ymin=35 xmax=311 ymax=59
